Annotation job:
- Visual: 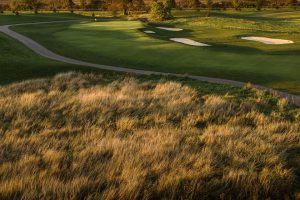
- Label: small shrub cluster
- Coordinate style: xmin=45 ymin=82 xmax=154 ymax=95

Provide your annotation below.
xmin=150 ymin=0 xmax=173 ymax=21
xmin=0 ymin=72 xmax=299 ymax=199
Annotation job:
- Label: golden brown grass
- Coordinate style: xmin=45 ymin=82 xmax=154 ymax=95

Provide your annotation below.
xmin=0 ymin=72 xmax=299 ymax=199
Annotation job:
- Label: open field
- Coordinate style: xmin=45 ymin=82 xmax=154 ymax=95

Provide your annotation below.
xmin=0 ymin=13 xmax=105 ymax=85
xmin=0 ymin=9 xmax=300 ymax=199
xmin=0 ymin=9 xmax=299 ymax=94
xmin=0 ymin=72 xmax=299 ymax=199
xmin=0 ymin=31 xmax=103 ymax=85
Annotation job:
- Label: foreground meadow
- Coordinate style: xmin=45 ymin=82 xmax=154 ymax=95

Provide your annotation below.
xmin=0 ymin=72 xmax=299 ymax=199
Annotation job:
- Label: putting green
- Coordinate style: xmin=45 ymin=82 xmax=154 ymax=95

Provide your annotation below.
xmin=5 ymin=10 xmax=300 ymax=94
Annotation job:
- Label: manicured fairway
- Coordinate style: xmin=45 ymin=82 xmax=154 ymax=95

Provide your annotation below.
xmin=0 ymin=31 xmax=103 ymax=85
xmin=0 ymin=13 xmax=108 ymax=84
xmin=2 ymin=10 xmax=300 ymax=94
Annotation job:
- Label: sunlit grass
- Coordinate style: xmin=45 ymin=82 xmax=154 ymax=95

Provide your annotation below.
xmin=0 ymin=72 xmax=299 ymax=199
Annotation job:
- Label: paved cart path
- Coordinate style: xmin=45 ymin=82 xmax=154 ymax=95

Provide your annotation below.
xmin=1 ymin=20 xmax=299 ymax=106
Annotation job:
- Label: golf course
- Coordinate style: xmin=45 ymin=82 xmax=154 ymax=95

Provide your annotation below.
xmin=1 ymin=7 xmax=300 ymax=199
xmin=1 ymin=9 xmax=300 ymax=95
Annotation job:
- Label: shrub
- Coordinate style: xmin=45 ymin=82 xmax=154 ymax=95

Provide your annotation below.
xmin=256 ymin=0 xmax=265 ymax=10
xmin=163 ymin=0 xmax=173 ymax=18
xmin=290 ymin=0 xmax=298 ymax=9
xmin=206 ymin=0 xmax=213 ymax=9
xmin=150 ymin=1 xmax=166 ymax=20
xmin=232 ymin=0 xmax=242 ymax=10
xmin=150 ymin=0 xmax=173 ymax=21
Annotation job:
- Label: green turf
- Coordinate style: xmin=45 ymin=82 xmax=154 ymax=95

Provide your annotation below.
xmin=0 ymin=31 xmax=104 ymax=85
xmin=0 ymin=22 xmax=252 ymax=99
xmin=1 ymin=28 xmax=272 ymax=104
xmin=2 ymin=10 xmax=300 ymax=94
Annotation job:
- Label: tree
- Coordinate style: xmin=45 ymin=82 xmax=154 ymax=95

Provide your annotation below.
xmin=193 ymin=0 xmax=201 ymax=9
xmin=62 ymin=0 xmax=75 ymax=12
xmin=150 ymin=1 xmax=166 ymax=20
xmin=23 ymin=0 xmax=43 ymax=13
xmin=206 ymin=0 xmax=212 ymax=9
xmin=87 ymin=0 xmax=102 ymax=10
xmin=132 ymin=0 xmax=146 ymax=11
xmin=150 ymin=0 xmax=173 ymax=21
xmin=0 ymin=4 xmax=4 ymax=13
xmin=80 ymin=0 xmax=87 ymax=9
xmin=112 ymin=0 xmax=133 ymax=15
xmin=43 ymin=0 xmax=61 ymax=12
xmin=273 ymin=0 xmax=280 ymax=9
xmin=289 ymin=0 xmax=298 ymax=9
xmin=232 ymin=0 xmax=242 ymax=10
xmin=163 ymin=0 xmax=173 ymax=17
xmin=256 ymin=0 xmax=264 ymax=10
xmin=10 ymin=0 xmax=22 ymax=14
xmin=170 ymin=0 xmax=176 ymax=8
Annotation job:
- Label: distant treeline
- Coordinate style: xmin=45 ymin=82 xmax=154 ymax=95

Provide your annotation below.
xmin=0 ymin=0 xmax=299 ymax=14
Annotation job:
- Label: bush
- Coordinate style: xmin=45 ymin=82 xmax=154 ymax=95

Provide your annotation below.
xmin=290 ymin=0 xmax=298 ymax=9
xmin=150 ymin=1 xmax=166 ymax=20
xmin=206 ymin=0 xmax=213 ymax=9
xmin=163 ymin=0 xmax=173 ymax=18
xmin=150 ymin=0 xmax=173 ymax=21
xmin=232 ymin=0 xmax=242 ymax=10
xmin=256 ymin=0 xmax=265 ymax=10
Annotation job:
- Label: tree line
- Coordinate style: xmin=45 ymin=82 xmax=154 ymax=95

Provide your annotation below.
xmin=0 ymin=0 xmax=298 ymax=15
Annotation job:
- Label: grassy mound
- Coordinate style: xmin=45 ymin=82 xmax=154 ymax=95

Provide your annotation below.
xmin=0 ymin=72 xmax=299 ymax=199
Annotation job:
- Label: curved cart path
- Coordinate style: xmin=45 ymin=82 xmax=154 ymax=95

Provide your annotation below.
xmin=1 ymin=20 xmax=299 ymax=106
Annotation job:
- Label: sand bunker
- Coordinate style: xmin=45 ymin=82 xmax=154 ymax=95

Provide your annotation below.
xmin=156 ymin=27 xmax=183 ymax=31
xmin=241 ymin=37 xmax=294 ymax=45
xmin=170 ymin=38 xmax=210 ymax=47
xmin=144 ymin=30 xmax=155 ymax=34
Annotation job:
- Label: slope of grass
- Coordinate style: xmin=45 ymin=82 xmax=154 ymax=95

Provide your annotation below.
xmin=0 ymin=31 xmax=106 ymax=85
xmin=0 ymin=72 xmax=299 ymax=199
xmin=9 ymin=10 xmax=300 ymax=94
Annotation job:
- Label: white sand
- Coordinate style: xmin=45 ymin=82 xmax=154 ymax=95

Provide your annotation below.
xmin=170 ymin=38 xmax=210 ymax=46
xmin=144 ymin=30 xmax=155 ymax=34
xmin=241 ymin=37 xmax=294 ymax=45
xmin=156 ymin=27 xmax=183 ymax=31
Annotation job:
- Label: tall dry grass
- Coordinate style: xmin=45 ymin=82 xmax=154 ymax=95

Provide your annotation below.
xmin=0 ymin=72 xmax=299 ymax=199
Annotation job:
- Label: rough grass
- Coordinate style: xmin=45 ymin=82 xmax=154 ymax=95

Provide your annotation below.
xmin=0 ymin=72 xmax=299 ymax=199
